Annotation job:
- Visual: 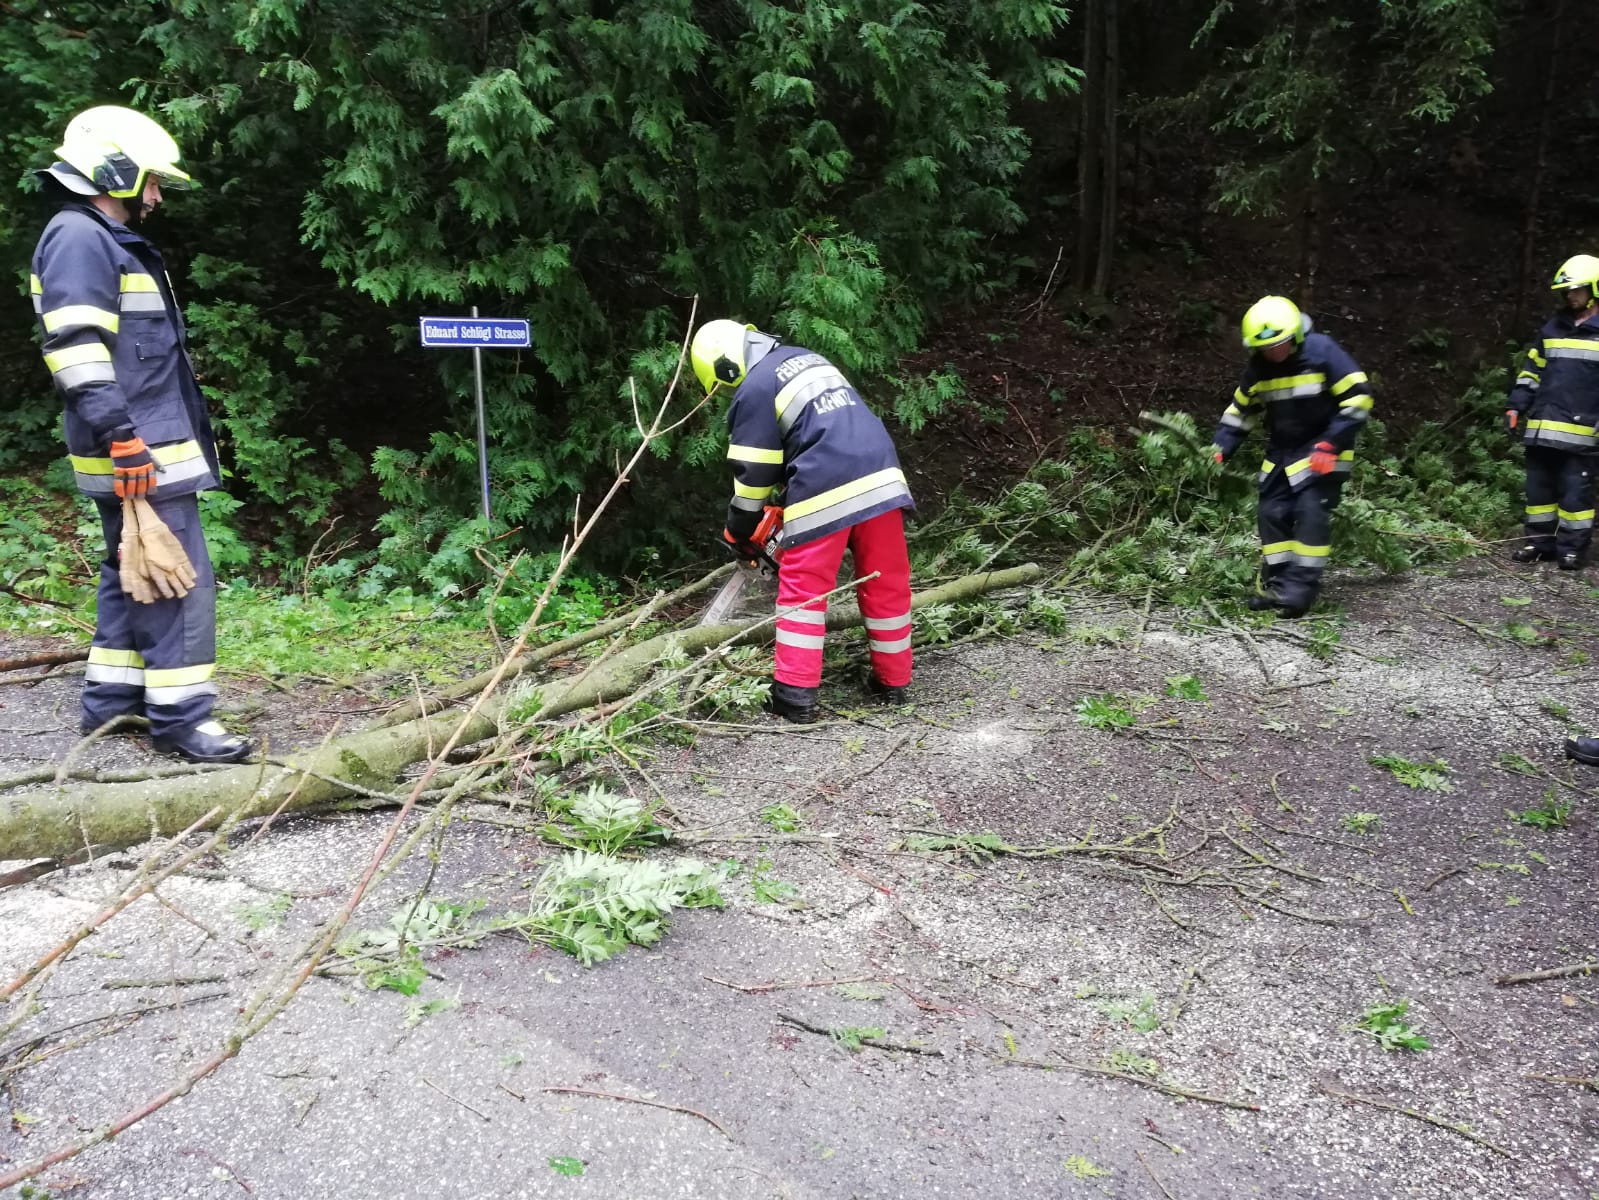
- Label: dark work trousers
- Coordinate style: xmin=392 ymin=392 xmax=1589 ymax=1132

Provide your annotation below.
xmin=1522 ymin=444 xmax=1596 ymax=559
xmin=83 ymin=493 xmax=218 ymax=738
xmin=1257 ymin=469 xmax=1344 ymax=610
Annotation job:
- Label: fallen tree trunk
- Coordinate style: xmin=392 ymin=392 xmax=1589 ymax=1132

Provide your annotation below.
xmin=534 ymin=563 xmax=1042 ymax=719
xmin=0 ymin=564 xmax=1040 ymax=860
xmin=373 ymin=564 xmax=733 ymax=728
xmin=0 ymin=705 xmax=502 ymax=862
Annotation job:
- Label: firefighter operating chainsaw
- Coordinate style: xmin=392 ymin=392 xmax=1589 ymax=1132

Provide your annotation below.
xmin=689 ymin=319 xmax=915 ymax=724
xmin=698 ymin=502 xmax=785 ymax=627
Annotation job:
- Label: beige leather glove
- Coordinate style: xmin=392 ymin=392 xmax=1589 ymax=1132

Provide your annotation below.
xmin=118 ymin=498 xmax=159 ymax=605
xmin=130 ymin=498 xmax=198 ymax=601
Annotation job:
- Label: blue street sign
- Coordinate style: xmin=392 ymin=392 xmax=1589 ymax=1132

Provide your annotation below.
xmin=419 ymin=316 xmax=532 ymax=348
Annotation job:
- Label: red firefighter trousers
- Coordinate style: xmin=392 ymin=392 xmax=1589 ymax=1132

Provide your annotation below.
xmin=773 ymin=508 xmax=912 ymax=689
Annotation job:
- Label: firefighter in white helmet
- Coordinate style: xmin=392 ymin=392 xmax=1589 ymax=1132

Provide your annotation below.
xmin=1505 ymin=254 xmax=1599 ymax=571
xmin=30 ymin=106 xmax=251 ymax=762
xmin=690 ymin=319 xmax=915 ymax=723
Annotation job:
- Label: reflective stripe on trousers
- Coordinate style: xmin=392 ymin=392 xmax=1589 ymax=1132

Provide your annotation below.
xmin=85 ymin=493 xmax=219 ymax=738
xmin=772 ymin=508 xmax=913 ymax=689
xmin=1522 ymin=445 xmax=1596 ymax=558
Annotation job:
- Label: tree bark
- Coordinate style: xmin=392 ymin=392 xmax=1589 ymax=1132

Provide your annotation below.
xmin=1074 ymin=0 xmax=1104 ymax=293
xmin=0 ymin=565 xmax=1041 ymax=860
xmin=1090 ymin=0 xmax=1119 ymax=296
xmin=1512 ymin=0 xmax=1568 ymax=336
xmin=1298 ymin=179 xmax=1322 ymax=309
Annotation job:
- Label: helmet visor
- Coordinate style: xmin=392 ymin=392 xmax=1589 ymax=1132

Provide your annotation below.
xmin=149 ymin=163 xmax=194 ymax=190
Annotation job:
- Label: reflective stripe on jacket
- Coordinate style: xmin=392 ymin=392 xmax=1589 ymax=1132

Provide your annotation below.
xmin=1507 ymin=312 xmax=1599 ymax=452
xmin=1212 ymin=331 xmax=1372 ymax=492
xmin=725 ymin=343 xmax=913 ymax=546
xmin=30 ymin=202 xmax=219 ymax=497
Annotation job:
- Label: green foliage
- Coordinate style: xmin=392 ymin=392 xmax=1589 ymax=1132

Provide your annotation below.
xmin=0 ymin=477 xmax=95 ymax=611
xmin=1339 ymin=812 xmax=1382 ymax=835
xmin=528 ymin=852 xmax=725 ymax=965
xmin=888 ymin=368 xmax=970 ymax=435
xmin=831 ymin=1025 xmax=888 ymax=1053
xmin=1497 ymin=752 xmax=1539 ymax=777
xmin=214 ymin=582 xmax=486 ymax=681
xmin=233 ymin=893 xmax=292 ymax=932
xmin=1369 ymin=753 xmax=1454 ymax=793
xmin=1352 ymin=999 xmax=1432 ymax=1052
xmin=748 ymin=857 xmax=800 ymax=905
xmin=899 ymin=831 xmax=1015 ymax=865
xmin=547 ymin=1157 xmax=585 ymax=1178
xmin=0 ymin=0 xmax=1070 ymax=586
xmin=912 ymin=391 xmax=1517 ymax=611
xmin=1063 ymin=1154 xmax=1114 ymax=1179
xmin=1104 ymin=1048 xmax=1159 ymax=1077
xmin=541 ymin=784 xmax=672 ymax=856
xmin=1074 ymin=694 xmax=1137 ymax=731
xmin=759 ymin=804 xmax=804 ymax=834
xmin=1510 ymin=793 xmax=1572 ymax=831
xmin=1099 ymin=994 xmax=1162 ymax=1033
xmin=1165 ymin=0 xmax=1496 ymax=216
xmin=1164 ymin=674 xmax=1207 ymax=702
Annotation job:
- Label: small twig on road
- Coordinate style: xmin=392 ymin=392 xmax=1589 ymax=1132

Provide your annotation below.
xmin=777 ymin=1012 xmax=944 ymax=1056
xmin=422 ymin=1076 xmax=491 ymax=1122
xmin=1421 ymin=866 xmax=1465 ymax=892
xmin=702 ymin=974 xmax=879 ymax=994
xmin=1202 ymin=599 xmax=1272 ymax=684
xmin=541 ymin=1085 xmax=733 ymax=1139
xmin=995 ymin=1051 xmax=1260 ymax=1112
xmin=1525 ymin=1073 xmax=1599 ymax=1092
xmin=1318 ymin=1080 xmax=1512 ymax=1158
xmin=1495 ymin=960 xmax=1597 ymax=986
xmin=1136 ymin=1148 xmax=1177 ymax=1200
xmin=103 ymin=974 xmax=226 ymax=990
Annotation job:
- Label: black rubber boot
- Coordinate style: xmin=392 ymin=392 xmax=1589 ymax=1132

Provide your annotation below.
xmin=1565 ymin=737 xmax=1599 ymax=767
xmin=765 ymin=680 xmax=819 ymax=724
xmin=1245 ymin=594 xmax=1278 ymax=611
xmin=1511 ymin=544 xmax=1553 ymax=563
xmin=1559 ymin=553 xmax=1584 ymax=572
xmin=152 ymin=720 xmax=254 ymax=764
xmin=867 ymin=674 xmax=909 ymax=705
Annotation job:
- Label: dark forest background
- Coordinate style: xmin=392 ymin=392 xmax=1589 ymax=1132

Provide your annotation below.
xmin=1 ymin=0 xmax=1594 ymax=595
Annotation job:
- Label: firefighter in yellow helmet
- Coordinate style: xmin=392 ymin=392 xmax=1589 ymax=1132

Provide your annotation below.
xmin=690 ymin=319 xmax=915 ymax=723
xmin=1209 ymin=296 xmax=1375 ymax=616
xmin=30 ymin=106 xmax=251 ymax=762
xmin=1505 ymin=254 xmax=1599 ymax=571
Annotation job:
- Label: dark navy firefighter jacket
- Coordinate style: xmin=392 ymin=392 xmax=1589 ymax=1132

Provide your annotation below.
xmin=31 ymin=201 xmax=219 ymax=499
xmin=1506 ymin=310 xmax=1599 ymax=452
xmin=1211 ymin=331 xmax=1374 ymax=491
xmin=724 ymin=342 xmax=913 ymax=547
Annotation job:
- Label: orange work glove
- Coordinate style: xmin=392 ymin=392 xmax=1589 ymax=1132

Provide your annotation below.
xmin=1505 ymin=409 xmax=1519 ymax=432
xmin=109 ymin=436 xmax=157 ymax=498
xmin=1308 ymin=441 xmax=1338 ymax=475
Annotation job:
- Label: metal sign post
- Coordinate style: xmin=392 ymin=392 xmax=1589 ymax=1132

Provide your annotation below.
xmin=418 ymin=311 xmax=534 ymax=522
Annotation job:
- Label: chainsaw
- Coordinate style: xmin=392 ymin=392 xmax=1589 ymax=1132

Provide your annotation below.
xmin=698 ymin=504 xmax=783 ymax=627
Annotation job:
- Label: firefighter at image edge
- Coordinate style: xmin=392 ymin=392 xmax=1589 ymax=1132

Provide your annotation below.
xmin=689 ymin=320 xmax=915 ymax=724
xmin=1510 ymin=252 xmax=1599 ymax=768
xmin=1209 ymin=295 xmax=1375 ymax=618
xmin=29 ymin=105 xmax=252 ymax=763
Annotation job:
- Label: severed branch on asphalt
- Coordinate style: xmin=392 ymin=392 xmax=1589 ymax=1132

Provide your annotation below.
xmin=1318 ymin=1081 xmax=1513 ymax=1158
xmin=1495 ymin=960 xmax=1597 ymax=986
